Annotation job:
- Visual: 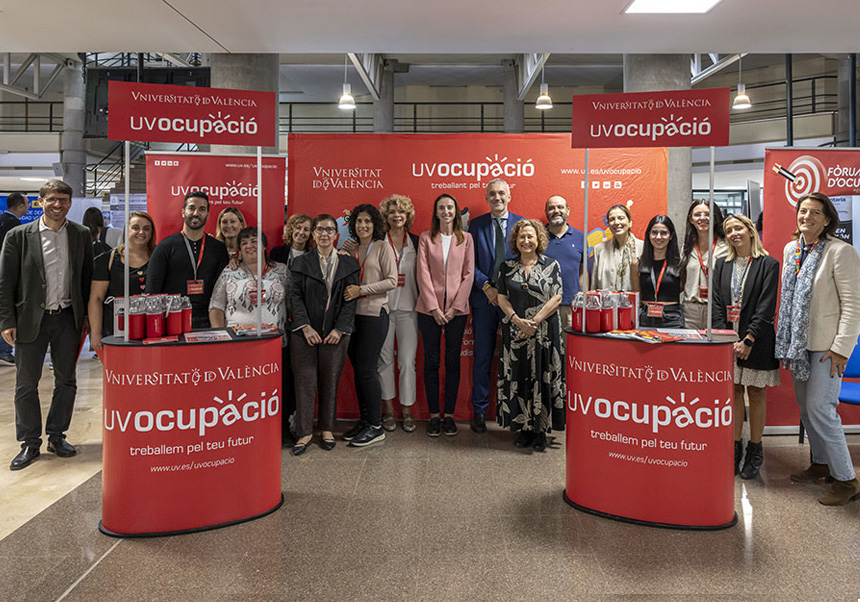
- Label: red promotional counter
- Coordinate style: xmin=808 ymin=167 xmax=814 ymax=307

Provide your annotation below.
xmin=564 ymin=331 xmax=737 ymax=530
xmin=99 ymin=333 xmax=284 ymax=537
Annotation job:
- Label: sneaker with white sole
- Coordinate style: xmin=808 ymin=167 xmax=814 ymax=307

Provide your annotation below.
xmin=348 ymin=424 xmax=385 ymax=447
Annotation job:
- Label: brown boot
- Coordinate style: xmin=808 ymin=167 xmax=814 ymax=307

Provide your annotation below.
xmin=818 ymin=478 xmax=860 ymax=506
xmin=790 ymin=463 xmax=831 ymax=483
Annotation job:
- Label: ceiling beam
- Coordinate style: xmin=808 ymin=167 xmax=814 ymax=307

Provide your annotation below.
xmin=157 ymin=52 xmax=192 ymax=68
xmin=347 ymin=53 xmax=383 ymax=100
xmin=691 ymin=53 xmax=746 ymax=85
xmin=516 ymin=53 xmax=550 ymax=100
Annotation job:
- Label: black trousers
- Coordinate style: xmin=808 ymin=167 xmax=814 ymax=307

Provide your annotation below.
xmin=417 ymin=312 xmax=467 ymax=416
xmin=14 ymin=309 xmax=82 ymax=447
xmin=281 ymin=345 xmax=297 ymax=440
xmin=347 ymin=309 xmax=389 ymax=427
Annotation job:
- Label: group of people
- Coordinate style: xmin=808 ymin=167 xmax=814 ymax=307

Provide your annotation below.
xmin=0 ymin=179 xmax=858 ymax=507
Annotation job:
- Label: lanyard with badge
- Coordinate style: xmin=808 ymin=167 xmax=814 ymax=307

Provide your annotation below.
xmin=695 ymin=241 xmax=716 ymax=299
xmin=388 ymin=232 xmax=407 ymax=287
xmin=645 ymin=261 xmax=668 ymax=318
xmin=241 ymin=261 xmax=269 ymax=305
xmin=183 ymin=234 xmax=206 ymax=295
xmin=357 ymin=240 xmax=375 ymax=283
xmin=727 ymin=257 xmax=752 ymax=323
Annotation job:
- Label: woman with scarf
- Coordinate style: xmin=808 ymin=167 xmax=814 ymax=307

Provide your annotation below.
xmin=591 ymin=204 xmax=643 ymax=291
xmin=776 ymin=192 xmax=860 ymax=506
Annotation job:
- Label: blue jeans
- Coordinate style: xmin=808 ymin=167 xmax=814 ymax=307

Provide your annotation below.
xmin=792 ymin=350 xmax=856 ymax=482
xmin=0 ymin=337 xmax=13 ymax=358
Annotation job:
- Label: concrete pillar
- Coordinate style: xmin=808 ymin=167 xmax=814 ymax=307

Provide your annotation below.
xmin=623 ymin=54 xmax=692 ymax=230
xmin=373 ymin=60 xmax=395 ymax=133
xmin=502 ymin=59 xmax=524 ymax=133
xmin=210 ymin=54 xmax=280 ymax=155
xmin=836 ymin=56 xmax=858 ymax=147
xmin=61 ymin=63 xmax=86 ymax=197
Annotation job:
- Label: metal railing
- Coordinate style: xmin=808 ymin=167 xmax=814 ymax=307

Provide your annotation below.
xmin=86 ymin=142 xmax=199 ymax=196
xmin=0 ymin=101 xmax=63 ymax=132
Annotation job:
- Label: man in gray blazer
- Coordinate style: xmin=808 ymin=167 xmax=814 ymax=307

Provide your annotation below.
xmin=0 ymin=180 xmax=93 ymax=470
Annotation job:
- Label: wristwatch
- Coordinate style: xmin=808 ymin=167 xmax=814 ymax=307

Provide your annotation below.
xmin=742 ymin=338 xmax=753 ymax=347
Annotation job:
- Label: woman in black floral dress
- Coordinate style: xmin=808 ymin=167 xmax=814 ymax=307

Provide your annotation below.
xmin=496 ymin=219 xmax=565 ymax=452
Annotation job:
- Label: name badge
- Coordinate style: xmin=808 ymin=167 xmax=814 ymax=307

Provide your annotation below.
xmin=397 ymin=274 xmax=406 ymax=288
xmin=646 ymin=302 xmax=664 ymax=319
xmin=727 ymin=304 xmax=741 ymax=323
xmin=187 ymin=279 xmax=204 ymax=295
xmin=698 ymin=286 xmax=708 ymax=299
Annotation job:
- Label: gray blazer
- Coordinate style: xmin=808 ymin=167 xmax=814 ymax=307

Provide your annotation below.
xmin=0 ymin=219 xmax=93 ymax=344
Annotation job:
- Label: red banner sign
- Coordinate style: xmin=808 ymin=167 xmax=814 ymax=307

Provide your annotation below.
xmin=108 ymin=81 xmax=277 ymax=147
xmin=571 ymin=88 xmax=731 ymax=148
xmin=145 ymin=153 xmax=285 ymax=249
xmin=287 ymin=133 xmax=669 ymax=419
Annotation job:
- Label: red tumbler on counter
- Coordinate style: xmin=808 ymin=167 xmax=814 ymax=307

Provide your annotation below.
xmin=127 ymin=296 xmax=146 ymax=340
xmin=145 ymin=296 xmax=165 ymax=339
xmin=181 ymin=297 xmax=193 ymax=333
xmin=166 ymin=295 xmax=183 ymax=336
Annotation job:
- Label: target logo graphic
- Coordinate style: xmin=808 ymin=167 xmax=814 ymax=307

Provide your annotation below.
xmin=784 ymin=155 xmax=826 ymax=207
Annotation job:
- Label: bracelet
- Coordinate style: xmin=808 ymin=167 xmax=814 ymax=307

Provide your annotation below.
xmin=482 ymin=282 xmax=492 ymax=292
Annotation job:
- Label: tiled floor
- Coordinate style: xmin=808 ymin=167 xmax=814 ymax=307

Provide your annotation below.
xmin=1 ymin=354 xmax=859 ymax=601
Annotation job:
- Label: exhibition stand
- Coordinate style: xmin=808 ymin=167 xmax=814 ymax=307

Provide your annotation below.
xmin=563 ymin=331 xmax=737 ymax=529
xmin=99 ymin=332 xmax=283 ymax=537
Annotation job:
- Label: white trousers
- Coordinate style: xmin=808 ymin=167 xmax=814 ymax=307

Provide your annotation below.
xmin=377 ymin=309 xmax=418 ymax=407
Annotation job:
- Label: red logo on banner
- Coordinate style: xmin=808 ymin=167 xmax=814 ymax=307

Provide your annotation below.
xmin=108 ymin=81 xmax=277 ymax=147
xmin=571 ymin=88 xmax=730 ymax=148
xmin=145 ymin=153 xmax=285 ymax=248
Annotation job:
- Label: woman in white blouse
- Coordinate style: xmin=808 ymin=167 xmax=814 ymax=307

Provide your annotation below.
xmin=377 ymin=194 xmax=421 ymax=433
xmin=591 ymin=204 xmax=643 ymax=291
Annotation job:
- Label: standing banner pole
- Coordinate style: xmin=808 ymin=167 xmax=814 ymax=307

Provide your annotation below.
xmin=123 ymin=140 xmax=130 ymax=343
xmin=256 ymin=146 xmax=263 ymax=336
xmin=582 ymin=148 xmax=590 ymax=333
xmin=707 ymin=145 xmax=715 ymax=341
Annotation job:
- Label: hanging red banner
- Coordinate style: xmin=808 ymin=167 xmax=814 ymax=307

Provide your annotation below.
xmin=145 ymin=153 xmax=285 ymax=248
xmin=571 ymin=88 xmax=731 ymax=148
xmin=108 ymin=81 xmax=277 ymax=147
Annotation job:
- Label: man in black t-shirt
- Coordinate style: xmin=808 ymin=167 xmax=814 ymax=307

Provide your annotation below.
xmin=146 ymin=191 xmax=229 ymax=329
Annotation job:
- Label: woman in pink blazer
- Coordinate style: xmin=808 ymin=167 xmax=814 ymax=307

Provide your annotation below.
xmin=416 ymin=194 xmax=475 ymax=437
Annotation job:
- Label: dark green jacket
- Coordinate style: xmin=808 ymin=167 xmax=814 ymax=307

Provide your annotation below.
xmin=0 ymin=219 xmax=93 ymax=344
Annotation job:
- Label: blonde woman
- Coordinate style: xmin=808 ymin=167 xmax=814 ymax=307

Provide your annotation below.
xmin=711 ymin=214 xmax=779 ymax=480
xmin=214 ymin=207 xmax=246 ymax=257
xmin=377 ymin=194 xmax=420 ymax=432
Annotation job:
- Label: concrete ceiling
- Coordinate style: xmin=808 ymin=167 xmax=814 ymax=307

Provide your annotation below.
xmin=0 ymin=0 xmax=858 ymax=54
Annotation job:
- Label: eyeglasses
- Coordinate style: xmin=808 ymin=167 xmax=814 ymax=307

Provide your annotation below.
xmin=314 ymin=227 xmax=336 ymax=234
xmin=42 ymin=196 xmax=71 ymax=205
xmin=650 ymin=230 xmax=671 ymax=238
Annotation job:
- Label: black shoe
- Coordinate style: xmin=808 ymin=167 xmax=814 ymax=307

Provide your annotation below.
xmin=0 ymin=353 xmax=14 ymax=364
xmin=320 ymin=438 xmax=336 ymax=451
xmin=10 ymin=445 xmax=40 ymax=470
xmin=348 ymin=424 xmax=385 ymax=447
xmin=514 ymin=430 xmax=533 ymax=448
xmin=734 ymin=440 xmax=743 ymax=475
xmin=442 ymin=416 xmax=458 ymax=436
xmin=47 ymin=437 xmax=76 ymax=458
xmin=427 ymin=417 xmax=442 ymax=437
xmin=532 ymin=432 xmax=547 ymax=452
xmin=470 ymin=413 xmax=486 ymax=434
xmin=740 ymin=441 xmax=763 ymax=480
xmin=343 ymin=420 xmax=367 ymax=441
xmin=291 ymin=439 xmax=311 ymax=456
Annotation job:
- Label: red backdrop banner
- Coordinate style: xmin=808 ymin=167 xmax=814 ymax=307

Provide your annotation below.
xmin=145 ymin=153 xmax=285 ymax=248
xmin=108 ymin=81 xmax=277 ymax=147
xmin=763 ymin=148 xmax=860 ymax=428
xmin=571 ymin=88 xmax=731 ymax=148
xmin=287 ymin=133 xmax=669 ymax=419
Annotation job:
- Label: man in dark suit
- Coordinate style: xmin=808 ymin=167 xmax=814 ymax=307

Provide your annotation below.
xmin=468 ymin=179 xmax=523 ymax=433
xmin=0 ymin=180 xmax=93 ymax=470
xmin=0 ymin=192 xmax=29 ymax=364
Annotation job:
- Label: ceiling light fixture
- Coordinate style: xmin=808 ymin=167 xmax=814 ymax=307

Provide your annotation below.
xmin=338 ymin=55 xmax=356 ymax=110
xmin=624 ymin=0 xmax=723 ymax=14
xmin=733 ymin=56 xmax=751 ymax=110
xmin=535 ymin=66 xmax=553 ymax=110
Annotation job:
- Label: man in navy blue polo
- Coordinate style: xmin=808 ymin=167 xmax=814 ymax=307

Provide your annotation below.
xmin=543 ymin=195 xmax=587 ymax=331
